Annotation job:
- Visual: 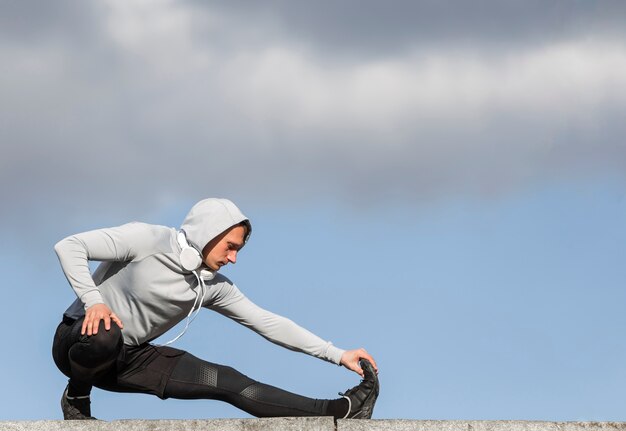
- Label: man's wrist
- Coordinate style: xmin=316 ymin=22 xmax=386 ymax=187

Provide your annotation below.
xmin=82 ymin=290 xmax=104 ymax=310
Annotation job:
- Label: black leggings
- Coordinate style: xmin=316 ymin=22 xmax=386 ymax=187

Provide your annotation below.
xmin=52 ymin=316 xmax=331 ymax=417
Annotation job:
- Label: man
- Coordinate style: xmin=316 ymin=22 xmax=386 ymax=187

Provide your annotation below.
xmin=52 ymin=198 xmax=379 ymax=420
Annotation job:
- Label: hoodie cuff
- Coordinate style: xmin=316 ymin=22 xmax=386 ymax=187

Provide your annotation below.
xmin=325 ymin=343 xmax=346 ymax=365
xmin=81 ymin=290 xmax=104 ymax=310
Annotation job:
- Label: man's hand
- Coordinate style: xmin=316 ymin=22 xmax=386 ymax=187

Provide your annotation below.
xmin=340 ymin=348 xmax=378 ymax=377
xmin=82 ymin=303 xmax=124 ymax=336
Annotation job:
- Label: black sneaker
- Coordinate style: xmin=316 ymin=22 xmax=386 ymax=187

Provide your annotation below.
xmin=61 ymin=386 xmax=97 ymax=420
xmin=339 ymin=359 xmax=380 ymax=419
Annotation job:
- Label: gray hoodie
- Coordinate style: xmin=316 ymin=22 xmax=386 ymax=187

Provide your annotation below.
xmin=55 ymin=198 xmax=345 ymax=365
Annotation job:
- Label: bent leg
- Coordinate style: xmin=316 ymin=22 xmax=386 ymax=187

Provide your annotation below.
xmin=52 ymin=317 xmax=123 ymax=396
xmin=163 ymin=353 xmax=334 ymax=417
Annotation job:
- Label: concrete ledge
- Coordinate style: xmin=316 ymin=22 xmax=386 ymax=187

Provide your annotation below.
xmin=335 ymin=421 xmax=626 ymax=431
xmin=0 ymin=417 xmax=334 ymax=431
xmin=2 ymin=419 xmax=626 ymax=431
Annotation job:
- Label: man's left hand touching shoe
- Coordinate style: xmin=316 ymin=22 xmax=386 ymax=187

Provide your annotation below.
xmin=340 ymin=348 xmax=378 ymax=377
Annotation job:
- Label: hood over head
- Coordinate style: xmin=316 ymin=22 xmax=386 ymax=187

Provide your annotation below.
xmin=180 ymin=198 xmax=251 ymax=253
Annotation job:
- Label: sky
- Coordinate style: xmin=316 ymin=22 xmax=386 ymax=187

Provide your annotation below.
xmin=1 ymin=0 xmax=625 ymax=422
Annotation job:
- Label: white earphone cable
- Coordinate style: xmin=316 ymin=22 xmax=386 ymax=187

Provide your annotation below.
xmin=158 ymin=269 xmax=206 ymax=346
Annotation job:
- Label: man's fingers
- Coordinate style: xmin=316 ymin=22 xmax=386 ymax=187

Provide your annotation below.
xmin=340 ymin=349 xmax=378 ymax=377
xmin=111 ymin=314 xmax=124 ymax=329
xmin=348 ymin=355 xmax=365 ymax=377
xmin=81 ymin=304 xmax=121 ymax=336
xmin=91 ymin=317 xmax=99 ymax=335
xmin=104 ymin=314 xmax=112 ymax=331
xmin=356 ymin=365 xmax=365 ymax=378
xmin=81 ymin=319 xmax=88 ymax=336
xmin=363 ymin=354 xmax=378 ymax=372
xmin=357 ymin=349 xmax=378 ymax=373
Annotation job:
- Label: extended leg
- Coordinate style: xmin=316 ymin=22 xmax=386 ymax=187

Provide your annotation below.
xmin=163 ymin=352 xmax=346 ymax=418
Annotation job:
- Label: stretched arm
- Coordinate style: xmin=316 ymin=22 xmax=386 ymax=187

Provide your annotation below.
xmin=207 ymin=282 xmax=378 ymax=375
xmin=208 ymin=287 xmax=346 ymax=365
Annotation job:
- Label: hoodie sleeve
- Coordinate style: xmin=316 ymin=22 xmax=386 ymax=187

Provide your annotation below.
xmin=54 ymin=222 xmax=148 ymax=310
xmin=206 ymin=282 xmax=346 ymax=365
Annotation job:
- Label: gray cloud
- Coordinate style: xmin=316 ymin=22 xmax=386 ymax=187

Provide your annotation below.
xmin=191 ymin=0 xmax=626 ymax=56
xmin=1 ymin=0 xmax=625 ymax=236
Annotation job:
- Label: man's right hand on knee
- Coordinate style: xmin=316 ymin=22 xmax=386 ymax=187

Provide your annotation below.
xmin=82 ymin=303 xmax=124 ymax=336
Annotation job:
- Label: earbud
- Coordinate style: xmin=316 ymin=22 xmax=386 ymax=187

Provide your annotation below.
xmin=178 ymin=231 xmax=202 ymax=272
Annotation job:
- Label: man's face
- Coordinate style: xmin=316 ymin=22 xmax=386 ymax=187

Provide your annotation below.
xmin=202 ymin=225 xmax=246 ymax=271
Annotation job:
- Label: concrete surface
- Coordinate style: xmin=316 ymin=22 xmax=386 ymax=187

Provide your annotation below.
xmin=2 ymin=419 xmax=626 ymax=431
xmin=336 ymin=421 xmax=626 ymax=431
xmin=0 ymin=417 xmax=334 ymax=431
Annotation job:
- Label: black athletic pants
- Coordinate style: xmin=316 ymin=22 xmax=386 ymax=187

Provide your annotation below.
xmin=52 ymin=316 xmax=333 ymax=417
